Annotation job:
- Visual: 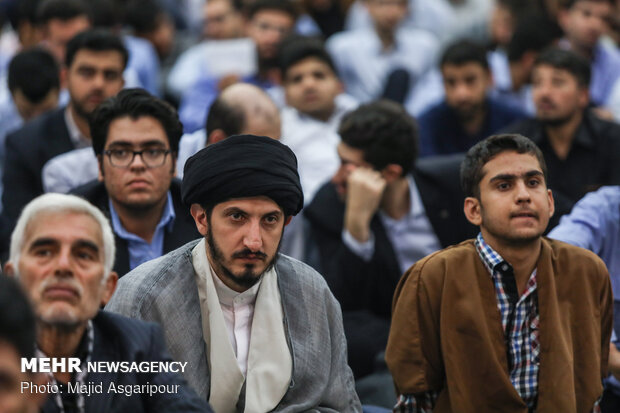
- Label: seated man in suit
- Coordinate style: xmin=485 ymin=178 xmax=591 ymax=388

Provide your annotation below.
xmin=0 ymin=29 xmax=127 ymax=259
xmin=71 ymin=88 xmax=200 ymax=277
xmin=106 ymin=135 xmax=361 ymax=411
xmin=3 ymin=193 xmax=211 ymax=412
xmin=304 ymin=100 xmax=476 ymax=379
xmin=0 ymin=276 xmax=45 ymax=413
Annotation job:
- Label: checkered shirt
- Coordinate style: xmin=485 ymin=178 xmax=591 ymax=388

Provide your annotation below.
xmin=475 ymin=233 xmax=540 ymax=410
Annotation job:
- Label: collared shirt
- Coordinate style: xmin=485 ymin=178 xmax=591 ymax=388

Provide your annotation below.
xmin=342 ymin=175 xmax=441 ymax=274
xmin=326 ymin=27 xmax=439 ymax=102
xmin=108 ymin=192 xmax=175 ymax=270
xmin=211 ymin=270 xmax=261 ymax=376
xmin=64 ymin=107 xmax=91 ymax=149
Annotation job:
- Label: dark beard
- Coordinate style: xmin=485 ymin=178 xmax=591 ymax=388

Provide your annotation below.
xmin=540 ymin=114 xmax=574 ymax=127
xmin=205 ymin=227 xmax=282 ymax=290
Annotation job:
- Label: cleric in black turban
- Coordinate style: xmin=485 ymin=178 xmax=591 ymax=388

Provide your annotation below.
xmin=181 ymin=134 xmax=304 ymax=216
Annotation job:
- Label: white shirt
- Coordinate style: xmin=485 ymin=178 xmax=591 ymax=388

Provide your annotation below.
xmin=211 ymin=271 xmax=261 ymax=376
xmin=280 ymin=94 xmax=357 ymax=204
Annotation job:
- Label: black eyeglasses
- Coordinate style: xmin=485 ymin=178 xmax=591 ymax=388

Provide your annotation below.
xmin=103 ymin=148 xmax=171 ymax=168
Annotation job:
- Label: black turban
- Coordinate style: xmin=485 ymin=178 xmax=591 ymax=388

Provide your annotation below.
xmin=182 ymin=134 xmax=304 ymax=216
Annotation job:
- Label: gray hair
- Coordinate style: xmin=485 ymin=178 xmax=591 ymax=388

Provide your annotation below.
xmin=9 ymin=193 xmax=116 ymax=279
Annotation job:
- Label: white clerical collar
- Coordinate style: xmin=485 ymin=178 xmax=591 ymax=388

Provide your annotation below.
xmin=210 ymin=266 xmax=262 ymax=307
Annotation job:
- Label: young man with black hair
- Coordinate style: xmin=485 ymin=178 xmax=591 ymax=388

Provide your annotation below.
xmin=0 ymin=29 xmax=127 ymax=261
xmin=503 ymin=47 xmax=620 ymax=227
xmin=69 ymin=88 xmax=200 ymax=277
xmin=305 ymin=100 xmax=475 ymax=379
xmin=279 ymin=35 xmax=357 ymax=203
xmin=386 ymin=133 xmax=612 ymax=412
xmin=418 ymin=39 xmax=527 ymax=157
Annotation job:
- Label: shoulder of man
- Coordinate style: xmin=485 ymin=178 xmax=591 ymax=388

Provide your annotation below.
xmin=105 ymin=240 xmax=200 ymax=317
xmin=304 ymin=181 xmax=344 ymax=234
xmin=543 ymin=237 xmax=609 ymax=281
xmin=6 ymin=107 xmax=65 ymax=147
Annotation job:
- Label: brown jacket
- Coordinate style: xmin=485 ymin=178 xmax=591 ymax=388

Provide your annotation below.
xmin=386 ymin=238 xmax=612 ymax=412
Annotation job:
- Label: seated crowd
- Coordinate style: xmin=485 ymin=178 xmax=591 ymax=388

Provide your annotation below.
xmin=1 ymin=0 xmax=620 ymax=412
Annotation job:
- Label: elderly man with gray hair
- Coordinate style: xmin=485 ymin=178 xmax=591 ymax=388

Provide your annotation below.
xmin=3 ymin=193 xmax=212 ymax=413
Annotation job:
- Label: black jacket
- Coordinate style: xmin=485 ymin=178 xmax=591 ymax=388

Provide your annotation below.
xmin=41 ymin=311 xmax=212 ymax=413
xmin=71 ymin=179 xmax=201 ymax=277
xmin=304 ymin=154 xmax=476 ymax=376
xmin=0 ymin=108 xmax=73 ymax=258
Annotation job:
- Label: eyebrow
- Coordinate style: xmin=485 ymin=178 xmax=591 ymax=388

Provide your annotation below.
xmin=28 ymin=238 xmax=100 ymax=254
xmin=489 ymin=170 xmax=544 ymax=182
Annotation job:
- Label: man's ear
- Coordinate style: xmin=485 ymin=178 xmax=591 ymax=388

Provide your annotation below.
xmin=3 ymin=261 xmax=15 ymax=277
xmin=208 ymin=129 xmax=227 ymax=145
xmin=463 ymin=196 xmax=482 ymax=226
xmin=97 ymin=155 xmax=105 ymax=181
xmin=381 ymin=164 xmax=403 ymax=183
xmin=284 ymin=216 xmax=292 ymax=226
xmin=547 ymin=188 xmax=555 ymax=218
xmin=100 ymin=272 xmax=118 ymax=306
xmin=190 ymin=204 xmax=208 ymax=236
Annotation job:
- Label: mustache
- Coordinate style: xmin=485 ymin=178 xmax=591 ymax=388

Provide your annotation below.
xmin=39 ymin=276 xmax=83 ymax=298
xmin=232 ymin=249 xmax=267 ymax=260
xmin=537 ymin=97 xmax=556 ymax=109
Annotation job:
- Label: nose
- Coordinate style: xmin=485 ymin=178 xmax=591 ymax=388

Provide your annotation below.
xmin=54 ymin=247 xmax=73 ymax=277
xmin=515 ymin=180 xmax=531 ymax=203
xmin=243 ymin=220 xmax=263 ymax=252
xmin=129 ymin=152 xmax=147 ymax=170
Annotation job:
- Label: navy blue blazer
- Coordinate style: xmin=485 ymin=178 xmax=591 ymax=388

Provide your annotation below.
xmin=41 ymin=311 xmax=212 ymax=413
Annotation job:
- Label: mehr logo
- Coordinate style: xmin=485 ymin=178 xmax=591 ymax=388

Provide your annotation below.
xmin=21 ymin=358 xmax=82 ymax=373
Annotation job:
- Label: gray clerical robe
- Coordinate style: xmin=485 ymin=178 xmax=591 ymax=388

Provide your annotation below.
xmin=105 ymin=240 xmax=361 ymax=412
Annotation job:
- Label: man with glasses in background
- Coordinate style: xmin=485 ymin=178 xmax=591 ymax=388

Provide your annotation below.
xmin=71 ymin=88 xmax=200 ymax=277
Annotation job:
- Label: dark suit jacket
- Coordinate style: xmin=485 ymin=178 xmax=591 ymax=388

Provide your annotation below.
xmin=71 ymin=179 xmax=201 ymax=277
xmin=0 ymin=107 xmax=72 ymax=258
xmin=304 ymin=154 xmax=476 ymax=377
xmin=41 ymin=311 xmax=212 ymax=413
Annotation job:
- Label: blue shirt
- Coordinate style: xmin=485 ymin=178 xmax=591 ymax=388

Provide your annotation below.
xmin=548 ymin=186 xmax=620 ymax=395
xmin=417 ymin=97 xmax=528 ymax=157
xmin=108 ymin=192 xmax=175 ymax=270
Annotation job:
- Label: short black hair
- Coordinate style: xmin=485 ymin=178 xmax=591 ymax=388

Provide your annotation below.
xmin=36 ymin=0 xmax=91 ymax=25
xmin=8 ymin=47 xmax=60 ymax=102
xmin=89 ymin=0 xmax=122 ymax=28
xmin=460 ymin=134 xmax=548 ymax=198
xmin=440 ymin=39 xmax=489 ymax=71
xmin=6 ymin=0 xmax=41 ymax=30
xmin=124 ymin=0 xmax=165 ymax=34
xmin=278 ymin=35 xmax=338 ymax=79
xmin=338 ymin=100 xmax=417 ymax=176
xmin=90 ymin=88 xmax=183 ymax=156
xmin=533 ymin=47 xmax=591 ymax=88
xmin=0 ymin=276 xmax=36 ymax=360
xmin=246 ymin=0 xmax=298 ymax=21
xmin=205 ymin=98 xmax=244 ymax=141
xmin=65 ymin=28 xmax=128 ymax=69
xmin=506 ymin=13 xmax=561 ymax=62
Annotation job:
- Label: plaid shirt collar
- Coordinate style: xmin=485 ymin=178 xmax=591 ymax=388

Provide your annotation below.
xmin=475 ymin=232 xmax=511 ymax=276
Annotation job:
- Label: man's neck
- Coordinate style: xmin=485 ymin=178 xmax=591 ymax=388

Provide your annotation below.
xmin=68 ymin=103 xmax=91 ymax=139
xmin=508 ymin=61 xmax=525 ymax=92
xmin=482 ymin=230 xmax=542 ymax=295
xmin=304 ymin=105 xmax=336 ymax=122
xmin=38 ymin=323 xmax=86 ymax=383
xmin=111 ymin=196 xmax=167 ymax=243
xmin=379 ymin=176 xmax=410 ymax=220
xmin=567 ymin=38 xmax=595 ymax=61
xmin=544 ymin=111 xmax=583 ymax=160
xmin=375 ymin=27 xmax=396 ymax=50
xmin=460 ymin=106 xmax=487 ymax=136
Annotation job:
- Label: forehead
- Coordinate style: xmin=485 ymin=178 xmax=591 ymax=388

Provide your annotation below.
xmin=287 ymin=57 xmax=336 ymax=77
xmin=532 ymin=64 xmax=580 ymax=84
xmin=207 ymin=0 xmax=233 ymax=12
xmin=251 ymin=9 xmax=294 ymax=25
xmin=23 ymin=211 xmax=102 ymax=249
xmin=69 ymin=49 xmax=124 ymax=70
xmin=441 ymin=62 xmax=488 ymax=78
xmin=480 ymin=151 xmax=543 ymax=181
xmin=106 ymin=116 xmax=169 ymax=146
xmin=571 ymin=0 xmax=612 ymax=12
xmin=214 ymin=196 xmax=283 ymax=213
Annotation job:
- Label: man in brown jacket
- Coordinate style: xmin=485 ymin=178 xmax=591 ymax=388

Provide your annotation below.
xmin=386 ymin=133 xmax=613 ymax=412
